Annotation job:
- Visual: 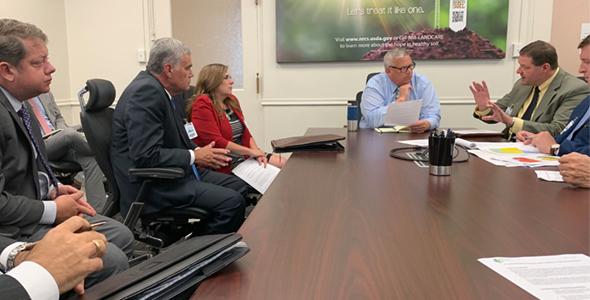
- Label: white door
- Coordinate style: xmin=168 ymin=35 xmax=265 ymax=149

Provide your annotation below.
xmin=170 ymin=0 xmax=264 ymax=148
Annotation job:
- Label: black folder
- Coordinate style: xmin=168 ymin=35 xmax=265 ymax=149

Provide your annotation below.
xmin=78 ymin=233 xmax=248 ymax=300
xmin=271 ymin=134 xmax=345 ymax=153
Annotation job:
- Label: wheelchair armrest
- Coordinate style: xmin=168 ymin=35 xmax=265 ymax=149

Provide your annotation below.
xmin=129 ymin=168 xmax=184 ymax=179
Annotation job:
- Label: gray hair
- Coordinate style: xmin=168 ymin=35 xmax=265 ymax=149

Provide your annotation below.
xmin=146 ymin=37 xmax=191 ymax=74
xmin=0 ymin=18 xmax=47 ymax=66
xmin=383 ymin=48 xmax=410 ymax=67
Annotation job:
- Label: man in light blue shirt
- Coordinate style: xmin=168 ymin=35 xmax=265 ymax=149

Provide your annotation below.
xmin=360 ymin=48 xmax=441 ymax=132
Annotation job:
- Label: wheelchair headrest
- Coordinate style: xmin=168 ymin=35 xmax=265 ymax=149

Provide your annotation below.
xmin=85 ymin=79 xmax=116 ymax=112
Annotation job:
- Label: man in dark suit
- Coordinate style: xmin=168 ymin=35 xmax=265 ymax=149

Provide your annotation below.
xmin=469 ymin=40 xmax=590 ymax=138
xmin=28 ymin=92 xmax=107 ymax=209
xmin=111 ymin=37 xmax=249 ymax=234
xmin=0 ymin=216 xmax=107 ymax=298
xmin=0 ymin=18 xmax=133 ymax=289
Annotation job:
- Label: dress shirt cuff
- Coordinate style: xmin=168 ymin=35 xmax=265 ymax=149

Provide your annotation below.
xmin=40 ymin=201 xmax=57 ymax=225
xmin=509 ymin=118 xmax=524 ymax=134
xmin=189 ymin=149 xmax=195 ymax=165
xmin=0 ymin=242 xmax=24 ymax=271
xmin=474 ymin=107 xmax=491 ymax=117
xmin=7 ymin=261 xmax=59 ymax=300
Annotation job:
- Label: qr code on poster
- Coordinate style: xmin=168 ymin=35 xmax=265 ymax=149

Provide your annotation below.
xmin=452 ymin=11 xmax=464 ymax=22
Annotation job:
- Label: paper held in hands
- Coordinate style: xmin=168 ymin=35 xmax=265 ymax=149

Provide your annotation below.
xmin=232 ymin=158 xmax=280 ymax=194
xmin=383 ymin=99 xmax=422 ymax=127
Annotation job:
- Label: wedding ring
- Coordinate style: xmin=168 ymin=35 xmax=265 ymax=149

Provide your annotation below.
xmin=91 ymin=239 xmax=104 ymax=255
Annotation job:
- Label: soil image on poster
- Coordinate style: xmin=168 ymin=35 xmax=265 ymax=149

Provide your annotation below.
xmin=276 ymin=0 xmax=508 ymax=62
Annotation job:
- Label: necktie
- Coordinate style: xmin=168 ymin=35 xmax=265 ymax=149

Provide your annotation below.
xmin=29 ymin=99 xmax=53 ymax=135
xmin=170 ymin=98 xmax=201 ymax=181
xmin=17 ymin=106 xmax=60 ymax=194
xmin=521 ymin=87 xmax=540 ymax=121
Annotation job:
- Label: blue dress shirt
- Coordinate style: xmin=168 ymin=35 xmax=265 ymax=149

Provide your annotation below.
xmin=359 ymin=72 xmax=441 ymax=129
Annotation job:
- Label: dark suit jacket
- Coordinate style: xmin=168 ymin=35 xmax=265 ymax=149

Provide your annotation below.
xmin=475 ymin=69 xmax=590 ymax=136
xmin=556 ymin=96 xmax=590 ymax=156
xmin=0 ymin=89 xmax=47 ymax=237
xmin=0 ymin=236 xmax=28 ymax=299
xmin=111 ymin=71 xmax=198 ymax=216
xmin=0 ymin=275 xmax=27 ymax=299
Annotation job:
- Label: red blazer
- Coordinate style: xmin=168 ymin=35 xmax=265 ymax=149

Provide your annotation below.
xmin=191 ymin=94 xmax=253 ymax=173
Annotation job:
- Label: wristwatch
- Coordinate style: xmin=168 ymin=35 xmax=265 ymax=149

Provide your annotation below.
xmin=550 ymin=144 xmax=560 ymax=156
xmin=6 ymin=242 xmax=36 ymax=271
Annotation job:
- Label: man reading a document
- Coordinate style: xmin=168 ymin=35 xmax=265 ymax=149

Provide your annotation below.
xmin=359 ymin=48 xmax=441 ymax=132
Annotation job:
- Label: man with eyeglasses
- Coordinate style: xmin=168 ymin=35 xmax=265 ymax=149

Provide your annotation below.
xmin=360 ymin=48 xmax=441 ymax=132
xmin=470 ymin=40 xmax=590 ymax=139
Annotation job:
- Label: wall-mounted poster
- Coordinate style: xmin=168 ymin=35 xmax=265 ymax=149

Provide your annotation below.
xmin=276 ymin=0 xmax=509 ymax=63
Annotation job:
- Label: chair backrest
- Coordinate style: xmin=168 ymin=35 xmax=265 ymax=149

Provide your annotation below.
xmin=366 ymin=72 xmax=379 ymax=83
xmin=79 ymin=79 xmax=119 ymax=217
xmin=355 ymin=72 xmax=380 ymax=119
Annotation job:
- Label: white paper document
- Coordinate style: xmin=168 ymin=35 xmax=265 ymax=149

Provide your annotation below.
xmin=232 ymin=158 xmax=280 ymax=194
xmin=383 ymin=99 xmax=422 ymax=126
xmin=453 ymin=129 xmax=502 ymax=136
xmin=398 ymin=139 xmax=429 ymax=147
xmin=535 ymin=170 xmax=564 ymax=183
xmin=479 ymin=254 xmax=590 ymax=300
xmin=468 ymin=142 xmax=559 ymax=168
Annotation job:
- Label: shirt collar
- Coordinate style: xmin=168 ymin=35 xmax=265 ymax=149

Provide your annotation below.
xmin=538 ymin=67 xmax=560 ymax=92
xmin=0 ymin=86 xmax=24 ymax=112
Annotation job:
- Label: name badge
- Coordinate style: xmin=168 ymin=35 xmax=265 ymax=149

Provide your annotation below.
xmin=505 ymin=106 xmax=513 ymax=115
xmin=184 ymin=122 xmax=198 ymax=139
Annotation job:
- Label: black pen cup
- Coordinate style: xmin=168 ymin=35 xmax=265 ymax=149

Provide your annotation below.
xmin=428 ymin=133 xmax=455 ymax=176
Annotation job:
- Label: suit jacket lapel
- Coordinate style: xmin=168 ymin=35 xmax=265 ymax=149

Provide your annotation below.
xmin=532 ymin=70 xmax=563 ymax=121
xmin=0 ymin=93 xmax=41 ymax=198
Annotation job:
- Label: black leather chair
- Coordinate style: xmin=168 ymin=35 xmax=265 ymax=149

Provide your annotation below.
xmin=78 ymin=79 xmax=210 ymax=250
xmin=355 ymin=72 xmax=380 ymax=119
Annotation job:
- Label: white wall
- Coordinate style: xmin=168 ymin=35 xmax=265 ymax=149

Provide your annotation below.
xmin=0 ymin=0 xmax=70 ymax=101
xmin=2 ymin=0 xmax=556 ymax=151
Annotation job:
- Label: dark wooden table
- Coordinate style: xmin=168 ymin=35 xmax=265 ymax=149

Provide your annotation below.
xmin=195 ymin=128 xmax=589 ymax=299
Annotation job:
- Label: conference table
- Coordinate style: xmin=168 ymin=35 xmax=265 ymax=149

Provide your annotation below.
xmin=195 ymin=128 xmax=589 ymax=299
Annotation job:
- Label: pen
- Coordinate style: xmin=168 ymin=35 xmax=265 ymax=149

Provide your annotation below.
xmin=75 ymin=221 xmax=106 ymax=233
xmin=90 ymin=221 xmax=106 ymax=230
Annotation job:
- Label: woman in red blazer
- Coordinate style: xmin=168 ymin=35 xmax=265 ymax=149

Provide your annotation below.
xmin=187 ymin=63 xmax=286 ymax=174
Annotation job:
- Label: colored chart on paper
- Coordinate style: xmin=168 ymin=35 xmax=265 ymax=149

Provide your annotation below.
xmin=513 ymin=157 xmax=541 ymax=163
xmin=491 ymin=147 xmax=524 ymax=154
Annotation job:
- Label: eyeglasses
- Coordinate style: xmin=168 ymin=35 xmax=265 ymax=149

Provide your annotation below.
xmin=388 ymin=61 xmax=416 ymax=73
xmin=223 ymin=74 xmax=233 ymax=80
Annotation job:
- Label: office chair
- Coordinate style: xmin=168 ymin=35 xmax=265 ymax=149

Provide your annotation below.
xmin=355 ymin=72 xmax=380 ymax=119
xmin=78 ymin=79 xmax=210 ymax=250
